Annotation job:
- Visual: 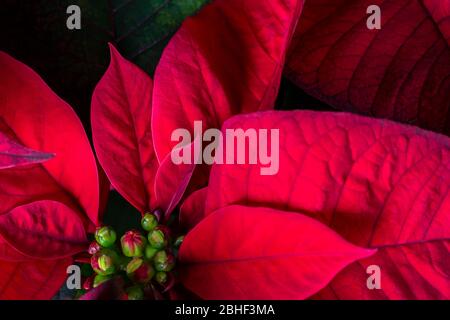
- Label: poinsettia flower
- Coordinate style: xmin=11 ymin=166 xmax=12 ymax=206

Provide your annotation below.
xmin=0 ymin=51 xmax=105 ymax=299
xmin=286 ymin=0 xmax=450 ymax=135
xmin=86 ymin=43 xmax=375 ymax=300
xmin=180 ymin=110 xmax=450 ymax=299
xmin=146 ymin=0 xmax=449 ymax=299
xmin=87 ymin=0 xmax=373 ymax=299
xmin=89 ymin=41 xmax=450 ymax=298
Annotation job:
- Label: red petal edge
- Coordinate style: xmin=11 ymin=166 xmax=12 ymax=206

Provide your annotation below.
xmin=180 ymin=205 xmax=374 ymax=299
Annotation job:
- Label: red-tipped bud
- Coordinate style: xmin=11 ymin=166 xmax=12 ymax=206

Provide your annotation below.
xmin=126 ymin=258 xmax=155 ymax=284
xmin=141 ymin=212 xmax=158 ymax=232
xmin=95 ymin=226 xmax=117 ymax=248
xmin=125 ymin=286 xmax=144 ymax=300
xmin=91 ymin=249 xmax=118 ymax=275
xmin=88 ymin=241 xmax=101 ymax=255
xmin=153 ymin=250 xmax=175 ymax=272
xmin=121 ymin=230 xmax=147 ymax=257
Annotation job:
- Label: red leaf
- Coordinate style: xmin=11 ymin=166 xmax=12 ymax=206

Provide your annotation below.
xmin=205 ymin=110 xmax=450 ymax=299
xmin=286 ymin=0 xmax=450 ymax=135
xmin=180 ymin=187 xmax=208 ymax=230
xmin=152 ymin=0 xmax=304 ymax=163
xmin=0 ymin=131 xmax=53 ymax=169
xmin=92 ymin=44 xmax=157 ymax=213
xmin=0 ymin=201 xmax=87 ymax=259
xmin=0 ymin=52 xmax=100 ymax=225
xmin=180 ymin=205 xmax=374 ymax=299
xmin=0 ymin=257 xmax=72 ymax=299
xmin=0 ymin=165 xmax=78 ymax=222
xmin=0 ymin=237 xmax=32 ymax=262
xmin=79 ymin=277 xmax=124 ymax=300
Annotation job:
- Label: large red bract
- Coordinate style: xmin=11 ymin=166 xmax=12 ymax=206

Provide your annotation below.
xmin=152 ymin=0 xmax=305 ymax=164
xmin=180 ymin=205 xmax=374 ymax=299
xmin=286 ymin=0 xmax=450 ymax=135
xmin=0 ymin=52 xmax=102 ymax=299
xmin=193 ymin=110 xmax=450 ymax=299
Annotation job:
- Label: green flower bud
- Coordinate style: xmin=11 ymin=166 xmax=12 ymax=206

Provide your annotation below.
xmin=126 ymin=257 xmax=143 ymax=274
xmin=98 ymin=255 xmax=114 ymax=272
xmin=144 ymin=245 xmax=158 ymax=260
xmin=141 ymin=212 xmax=158 ymax=232
xmin=155 ymin=271 xmax=167 ymax=285
xmin=95 ymin=226 xmax=117 ymax=248
xmin=127 ymin=258 xmax=155 ymax=284
xmin=93 ymin=274 xmax=112 ymax=288
xmin=125 ymin=286 xmax=144 ymax=300
xmin=121 ymin=230 xmax=147 ymax=257
xmin=153 ymin=250 xmax=175 ymax=272
xmin=148 ymin=229 xmax=167 ymax=249
xmin=91 ymin=249 xmax=118 ymax=275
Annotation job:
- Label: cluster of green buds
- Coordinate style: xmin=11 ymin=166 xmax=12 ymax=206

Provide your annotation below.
xmin=84 ymin=209 xmax=185 ymax=300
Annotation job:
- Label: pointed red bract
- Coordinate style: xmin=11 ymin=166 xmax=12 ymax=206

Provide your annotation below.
xmin=180 ymin=205 xmax=374 ymax=299
xmin=154 ymin=137 xmax=199 ymax=220
xmin=152 ymin=0 xmax=305 ymax=163
xmin=0 ymin=201 xmax=87 ymax=259
xmin=0 ymin=257 xmax=72 ymax=299
xmin=0 ymin=131 xmax=53 ymax=169
xmin=0 ymin=51 xmax=100 ymax=226
xmin=286 ymin=0 xmax=450 ymax=135
xmin=92 ymin=45 xmax=158 ymax=213
xmin=203 ymin=111 xmax=450 ymax=299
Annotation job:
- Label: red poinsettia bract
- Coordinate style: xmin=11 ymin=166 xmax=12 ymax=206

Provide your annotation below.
xmin=0 ymin=51 xmax=103 ymax=299
xmin=286 ymin=0 xmax=450 ymax=135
